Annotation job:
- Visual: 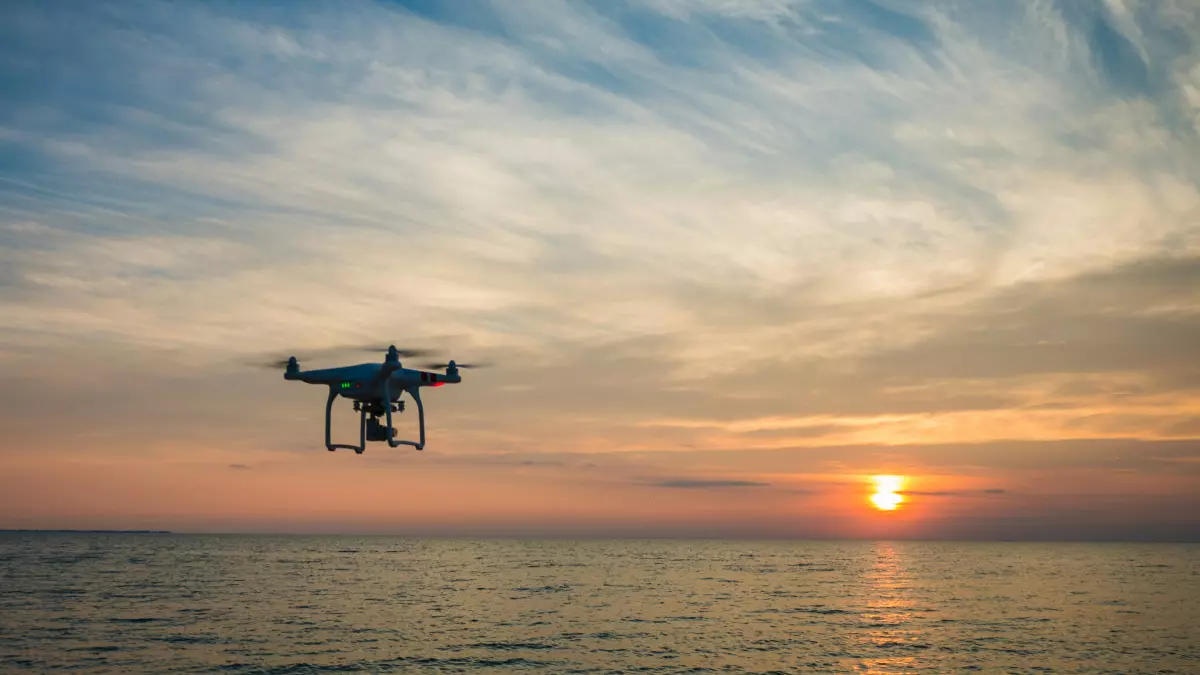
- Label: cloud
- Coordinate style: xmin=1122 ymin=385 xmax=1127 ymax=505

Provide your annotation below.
xmin=3 ymin=0 xmax=1198 ymax=364
xmin=643 ymin=438 xmax=1200 ymax=478
xmin=650 ymin=478 xmax=771 ymax=489
xmin=857 ymin=255 xmax=1200 ymax=384
xmin=229 ymin=464 xmax=251 ymax=470
xmin=905 ymin=489 xmax=1008 ymax=497
xmin=621 ymin=254 xmax=1200 ymax=448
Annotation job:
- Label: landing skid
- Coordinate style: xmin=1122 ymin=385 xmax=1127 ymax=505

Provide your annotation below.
xmin=323 ymin=385 xmax=425 ymax=454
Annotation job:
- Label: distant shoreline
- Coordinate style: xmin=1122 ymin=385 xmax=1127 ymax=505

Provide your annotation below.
xmin=0 ymin=529 xmax=172 ymax=534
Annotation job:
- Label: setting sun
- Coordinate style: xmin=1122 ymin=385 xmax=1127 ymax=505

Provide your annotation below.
xmin=870 ymin=475 xmax=906 ymax=511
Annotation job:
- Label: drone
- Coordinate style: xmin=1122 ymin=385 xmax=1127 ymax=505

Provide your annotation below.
xmin=264 ymin=345 xmax=485 ymax=455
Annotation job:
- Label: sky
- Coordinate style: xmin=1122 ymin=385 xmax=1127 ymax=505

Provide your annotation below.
xmin=1 ymin=0 xmax=1198 ymax=540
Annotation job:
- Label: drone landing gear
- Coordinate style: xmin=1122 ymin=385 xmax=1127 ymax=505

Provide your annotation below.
xmin=324 ymin=388 xmax=367 ymax=454
xmin=383 ymin=380 xmax=425 ymax=451
xmin=323 ymin=385 xmax=426 ymax=454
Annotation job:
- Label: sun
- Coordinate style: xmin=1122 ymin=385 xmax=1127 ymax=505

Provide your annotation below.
xmin=870 ymin=475 xmax=906 ymax=511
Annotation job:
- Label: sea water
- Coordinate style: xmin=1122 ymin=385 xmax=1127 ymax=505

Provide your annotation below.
xmin=1 ymin=534 xmax=1196 ymax=673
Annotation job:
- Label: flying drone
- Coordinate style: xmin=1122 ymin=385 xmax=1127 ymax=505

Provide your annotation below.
xmin=262 ymin=345 xmax=485 ymax=454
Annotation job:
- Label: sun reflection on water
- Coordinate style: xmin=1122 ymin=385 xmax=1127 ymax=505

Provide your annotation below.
xmin=856 ymin=543 xmax=925 ymax=674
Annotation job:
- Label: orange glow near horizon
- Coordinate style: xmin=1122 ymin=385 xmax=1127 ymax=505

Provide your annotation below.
xmin=870 ymin=475 xmax=906 ymax=511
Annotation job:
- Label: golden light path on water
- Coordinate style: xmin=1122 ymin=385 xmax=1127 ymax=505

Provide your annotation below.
xmin=858 ymin=542 xmax=919 ymax=674
xmin=870 ymin=475 xmax=906 ymax=511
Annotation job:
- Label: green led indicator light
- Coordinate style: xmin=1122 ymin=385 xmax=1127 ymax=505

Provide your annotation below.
xmin=340 ymin=382 xmax=351 ymax=389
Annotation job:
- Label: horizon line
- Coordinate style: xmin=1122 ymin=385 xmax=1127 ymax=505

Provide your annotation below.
xmin=2 ymin=529 xmax=1196 ymax=544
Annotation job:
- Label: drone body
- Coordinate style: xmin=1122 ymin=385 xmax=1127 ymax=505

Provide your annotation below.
xmin=280 ymin=345 xmax=473 ymax=454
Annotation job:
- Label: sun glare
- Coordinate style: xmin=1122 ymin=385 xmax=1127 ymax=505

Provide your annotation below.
xmin=870 ymin=475 xmax=906 ymax=511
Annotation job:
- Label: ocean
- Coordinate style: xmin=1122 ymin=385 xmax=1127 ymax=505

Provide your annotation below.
xmin=1 ymin=534 xmax=1196 ymax=674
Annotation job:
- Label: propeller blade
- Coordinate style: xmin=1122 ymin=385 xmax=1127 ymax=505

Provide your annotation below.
xmin=399 ymin=348 xmax=438 ymax=358
xmin=251 ymin=344 xmax=437 ymax=365
xmin=251 ymin=358 xmax=295 ymax=370
xmin=421 ymin=361 xmax=492 ymax=370
xmin=351 ymin=345 xmax=438 ymax=358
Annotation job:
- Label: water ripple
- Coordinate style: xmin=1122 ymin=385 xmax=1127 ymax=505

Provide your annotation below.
xmin=0 ymin=535 xmax=1195 ymax=674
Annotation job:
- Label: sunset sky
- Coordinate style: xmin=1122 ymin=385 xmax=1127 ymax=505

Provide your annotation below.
xmin=2 ymin=0 xmax=1198 ymax=540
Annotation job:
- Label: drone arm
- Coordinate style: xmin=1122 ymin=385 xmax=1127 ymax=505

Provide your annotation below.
xmin=382 ymin=378 xmax=425 ymax=450
xmin=324 ymin=386 xmax=367 ymax=453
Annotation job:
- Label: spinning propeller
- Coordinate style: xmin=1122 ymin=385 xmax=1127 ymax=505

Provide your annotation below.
xmin=353 ymin=345 xmax=438 ymax=358
xmin=421 ymin=361 xmax=491 ymax=370
xmin=251 ymin=343 xmax=493 ymax=372
xmin=250 ymin=343 xmax=437 ymax=369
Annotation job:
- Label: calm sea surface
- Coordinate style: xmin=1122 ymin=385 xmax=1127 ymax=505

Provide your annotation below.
xmin=0 ymin=535 xmax=1196 ymax=674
